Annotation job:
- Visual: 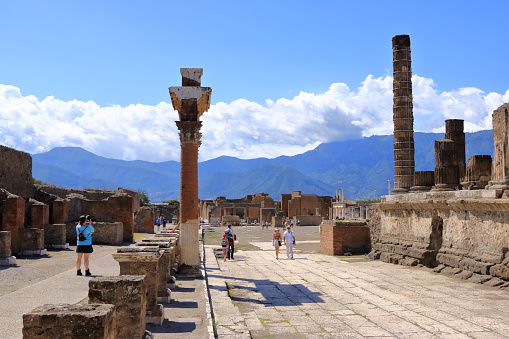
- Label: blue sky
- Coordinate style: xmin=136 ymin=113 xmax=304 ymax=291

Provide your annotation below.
xmin=0 ymin=1 xmax=508 ymax=162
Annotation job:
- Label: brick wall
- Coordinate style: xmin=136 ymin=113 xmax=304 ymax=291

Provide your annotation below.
xmin=320 ymin=220 xmax=370 ymax=255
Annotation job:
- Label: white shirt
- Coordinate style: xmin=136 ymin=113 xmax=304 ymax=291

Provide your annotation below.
xmin=283 ymin=230 xmax=294 ymax=243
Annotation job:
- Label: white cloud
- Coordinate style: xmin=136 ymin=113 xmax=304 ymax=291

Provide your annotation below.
xmin=0 ymin=77 xmax=507 ymax=162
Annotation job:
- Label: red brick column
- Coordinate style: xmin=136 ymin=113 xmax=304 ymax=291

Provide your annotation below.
xmin=2 ymin=195 xmax=25 ymax=255
xmin=179 ymin=126 xmax=201 ymax=224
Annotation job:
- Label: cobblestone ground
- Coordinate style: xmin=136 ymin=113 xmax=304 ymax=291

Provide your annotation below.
xmin=206 ymin=225 xmax=509 ymax=339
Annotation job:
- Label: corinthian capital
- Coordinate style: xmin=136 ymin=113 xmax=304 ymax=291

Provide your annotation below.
xmin=176 ymin=121 xmax=202 ymax=144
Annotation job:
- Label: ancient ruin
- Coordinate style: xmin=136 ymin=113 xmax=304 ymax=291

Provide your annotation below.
xmin=369 ymin=35 xmax=509 ymax=287
xmin=392 ymin=34 xmax=415 ymax=194
xmin=169 ymin=68 xmax=212 ymax=266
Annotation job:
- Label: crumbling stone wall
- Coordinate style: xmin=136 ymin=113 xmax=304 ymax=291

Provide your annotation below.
xmin=369 ymin=195 xmax=509 ymax=282
xmin=0 ymin=145 xmax=32 ymax=198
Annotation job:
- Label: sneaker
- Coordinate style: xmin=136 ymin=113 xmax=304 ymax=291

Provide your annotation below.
xmin=77 ymin=270 xmax=82 ymax=276
xmin=85 ymin=269 xmax=91 ymax=276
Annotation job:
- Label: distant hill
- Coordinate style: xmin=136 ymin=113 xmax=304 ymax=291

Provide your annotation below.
xmin=31 ymin=130 xmax=494 ymax=202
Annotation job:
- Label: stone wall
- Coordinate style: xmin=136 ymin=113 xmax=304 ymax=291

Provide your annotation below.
xmin=66 ymin=222 xmax=124 ymax=245
xmin=134 ymin=206 xmax=156 ymax=233
xmin=370 ymin=191 xmax=509 ymax=283
xmin=0 ymin=145 xmax=33 ymax=198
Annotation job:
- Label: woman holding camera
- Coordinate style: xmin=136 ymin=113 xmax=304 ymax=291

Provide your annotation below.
xmin=76 ymin=215 xmax=94 ymax=276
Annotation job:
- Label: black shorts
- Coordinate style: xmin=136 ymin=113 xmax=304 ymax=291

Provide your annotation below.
xmin=76 ymin=245 xmax=94 ymax=253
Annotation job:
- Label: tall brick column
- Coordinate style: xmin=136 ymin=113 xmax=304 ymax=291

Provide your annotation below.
xmin=169 ymin=68 xmax=212 ymax=266
xmin=392 ymin=34 xmax=415 ymax=194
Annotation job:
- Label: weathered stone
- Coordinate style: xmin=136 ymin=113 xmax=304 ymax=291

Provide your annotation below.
xmin=392 ymin=34 xmax=414 ymax=193
xmin=18 ymin=228 xmax=46 ymax=256
xmin=65 ymin=222 xmax=123 ymax=245
xmin=440 ymin=267 xmax=462 ymax=276
xmin=490 ymin=263 xmax=509 ymax=280
xmin=44 ymin=224 xmax=68 ymax=249
xmin=461 ymin=155 xmax=492 ymax=189
xmin=456 ymin=270 xmax=474 ymax=280
xmin=112 ymin=248 xmax=164 ymax=324
xmin=468 ymin=274 xmax=493 ymax=284
xmin=22 ymin=303 xmax=115 ymax=339
xmin=88 ymin=275 xmax=147 ymax=339
xmin=483 ymin=277 xmax=505 ymax=287
xmin=487 ymin=103 xmax=509 ymax=189
xmin=0 ymin=145 xmax=32 ymax=198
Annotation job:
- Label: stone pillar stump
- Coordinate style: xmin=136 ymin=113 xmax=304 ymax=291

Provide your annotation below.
xmin=0 ymin=231 xmax=16 ymax=266
xmin=44 ymin=224 xmax=69 ymax=250
xmin=88 ymin=275 xmax=147 ymax=339
xmin=23 ymin=303 xmax=115 ymax=339
xmin=112 ymin=247 xmax=164 ymax=325
xmin=134 ymin=242 xmax=172 ymax=302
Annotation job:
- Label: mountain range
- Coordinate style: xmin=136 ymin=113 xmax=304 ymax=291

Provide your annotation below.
xmin=31 ymin=130 xmax=494 ymax=202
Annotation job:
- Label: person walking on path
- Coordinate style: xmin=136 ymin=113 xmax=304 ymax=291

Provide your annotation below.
xmin=221 ymin=234 xmax=228 ymax=262
xmin=76 ymin=215 xmax=94 ymax=276
xmin=283 ymin=226 xmax=295 ymax=259
xmin=224 ymin=224 xmax=236 ymax=260
xmin=272 ymin=228 xmax=282 ymax=259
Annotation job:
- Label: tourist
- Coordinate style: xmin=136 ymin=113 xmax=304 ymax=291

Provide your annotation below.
xmin=76 ymin=215 xmax=94 ymax=276
xmin=224 ymin=224 xmax=236 ymax=260
xmin=272 ymin=228 xmax=282 ymax=259
xmin=221 ymin=234 xmax=228 ymax=261
xmin=283 ymin=226 xmax=296 ymax=259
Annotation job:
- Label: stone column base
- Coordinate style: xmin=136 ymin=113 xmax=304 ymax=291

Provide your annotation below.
xmin=0 ymin=256 xmax=16 ymax=266
xmin=146 ymin=304 xmax=165 ymax=325
xmin=486 ymin=179 xmax=509 ymax=190
xmin=18 ymin=249 xmax=47 ymax=256
xmin=157 ymin=288 xmax=172 ymax=303
xmin=46 ymin=243 xmax=70 ymax=250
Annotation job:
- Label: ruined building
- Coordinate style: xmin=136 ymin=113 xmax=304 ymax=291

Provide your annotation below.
xmin=0 ymin=145 xmax=151 ymax=265
xmin=369 ymin=35 xmax=509 ymax=287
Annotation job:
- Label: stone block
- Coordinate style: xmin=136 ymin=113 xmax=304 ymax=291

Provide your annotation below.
xmin=0 ymin=231 xmax=12 ymax=257
xmin=459 ymin=257 xmax=493 ymax=275
xmin=23 ymin=303 xmax=115 ymax=339
xmin=44 ymin=224 xmax=68 ymax=249
xmin=18 ymin=228 xmax=46 ymax=256
xmin=490 ymin=263 xmax=509 ymax=280
xmin=436 ymin=252 xmax=462 ymax=268
xmin=112 ymin=247 xmax=164 ymax=324
xmin=89 ymin=275 xmax=147 ymax=339
xmin=468 ymin=274 xmax=493 ymax=284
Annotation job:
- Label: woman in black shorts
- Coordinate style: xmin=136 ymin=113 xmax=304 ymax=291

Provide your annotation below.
xmin=76 ymin=215 xmax=94 ymax=276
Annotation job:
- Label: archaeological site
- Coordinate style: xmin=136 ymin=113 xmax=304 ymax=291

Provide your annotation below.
xmin=1 ymin=33 xmax=509 ymax=338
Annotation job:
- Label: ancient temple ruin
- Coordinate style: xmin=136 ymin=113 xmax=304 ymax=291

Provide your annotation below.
xmin=369 ymin=35 xmax=509 ymax=287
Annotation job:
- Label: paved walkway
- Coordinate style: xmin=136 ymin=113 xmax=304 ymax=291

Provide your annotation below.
xmin=205 ymin=226 xmax=509 ymax=339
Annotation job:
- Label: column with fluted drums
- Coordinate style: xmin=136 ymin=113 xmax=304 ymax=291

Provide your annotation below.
xmin=169 ymin=68 xmax=212 ymax=266
xmin=392 ymin=34 xmax=415 ymax=194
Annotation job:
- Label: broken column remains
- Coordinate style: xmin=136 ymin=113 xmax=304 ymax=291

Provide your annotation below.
xmin=112 ymin=246 xmax=164 ymax=325
xmin=169 ymin=68 xmax=212 ymax=266
xmin=0 ymin=231 xmax=16 ymax=265
xmin=432 ymin=119 xmax=465 ymax=191
xmin=23 ymin=303 xmax=116 ymax=339
xmin=410 ymin=171 xmax=435 ymax=192
xmin=88 ymin=275 xmax=147 ymax=339
xmin=461 ymin=155 xmax=492 ymax=189
xmin=487 ymin=103 xmax=509 ymax=190
xmin=392 ymin=34 xmax=415 ymax=193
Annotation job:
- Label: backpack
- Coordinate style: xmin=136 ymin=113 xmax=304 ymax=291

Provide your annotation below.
xmin=225 ymin=229 xmax=233 ymax=239
xmin=221 ymin=239 xmax=227 ymax=246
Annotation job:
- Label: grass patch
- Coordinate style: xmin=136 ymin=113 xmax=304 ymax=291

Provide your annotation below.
xmin=203 ymin=229 xmax=223 ymax=245
xmin=259 ymin=318 xmax=270 ymax=328
xmin=226 ymin=282 xmax=235 ymax=290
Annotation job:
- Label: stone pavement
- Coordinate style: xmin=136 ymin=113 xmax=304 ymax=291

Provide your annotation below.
xmin=204 ymin=226 xmax=509 ymax=339
xmin=0 ymin=244 xmax=212 ymax=339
